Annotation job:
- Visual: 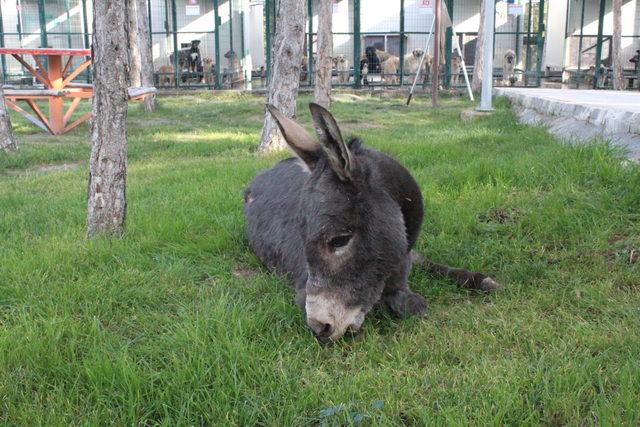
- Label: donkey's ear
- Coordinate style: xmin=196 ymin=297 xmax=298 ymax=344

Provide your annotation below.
xmin=267 ymin=105 xmax=320 ymax=167
xmin=308 ymin=103 xmax=356 ymax=181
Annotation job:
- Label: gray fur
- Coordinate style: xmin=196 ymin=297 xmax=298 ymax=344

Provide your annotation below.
xmin=245 ymin=103 xmax=427 ymax=342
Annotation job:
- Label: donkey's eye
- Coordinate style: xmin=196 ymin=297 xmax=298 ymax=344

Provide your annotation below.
xmin=328 ymin=234 xmax=352 ymax=251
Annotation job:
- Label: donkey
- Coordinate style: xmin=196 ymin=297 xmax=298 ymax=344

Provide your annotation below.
xmin=244 ymin=104 xmax=500 ymax=343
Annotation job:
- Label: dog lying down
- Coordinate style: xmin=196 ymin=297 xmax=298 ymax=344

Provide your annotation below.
xmin=244 ymin=104 xmax=502 ymax=343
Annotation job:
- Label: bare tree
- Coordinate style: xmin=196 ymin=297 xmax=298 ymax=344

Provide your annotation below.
xmin=127 ymin=0 xmax=142 ymax=87
xmin=87 ymin=0 xmax=130 ymax=238
xmin=0 ymin=86 xmax=17 ymax=152
xmin=471 ymin=0 xmax=485 ymax=93
xmin=314 ymin=0 xmax=332 ymax=109
xmin=612 ymin=0 xmax=625 ymax=90
xmin=259 ymin=0 xmax=306 ymax=152
xmin=136 ymin=0 xmax=156 ymax=112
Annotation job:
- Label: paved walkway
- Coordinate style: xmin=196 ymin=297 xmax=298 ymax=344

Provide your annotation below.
xmin=495 ymin=88 xmax=640 ymax=160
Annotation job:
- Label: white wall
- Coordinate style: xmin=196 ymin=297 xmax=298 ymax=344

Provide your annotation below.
xmin=544 ymin=0 xmax=568 ymax=68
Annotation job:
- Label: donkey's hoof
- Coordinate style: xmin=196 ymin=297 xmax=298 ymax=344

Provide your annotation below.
xmin=410 ymin=250 xmax=425 ymax=265
xmin=388 ymin=291 xmax=429 ymax=317
xmin=480 ymin=277 xmax=502 ymax=292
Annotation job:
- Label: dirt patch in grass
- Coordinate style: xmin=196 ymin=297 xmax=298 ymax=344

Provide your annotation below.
xmin=478 ymin=207 xmax=520 ymax=224
xmin=3 ymin=161 xmax=84 ymax=176
xmin=605 ymin=234 xmax=640 ymax=264
xmin=131 ymin=117 xmax=176 ymax=127
xmin=232 ymin=264 xmax=261 ymax=279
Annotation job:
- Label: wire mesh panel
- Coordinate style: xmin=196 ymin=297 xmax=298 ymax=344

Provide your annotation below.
xmin=404 ymin=0 xmax=436 ymax=87
xmin=44 ymin=0 xmax=90 ymax=80
xmin=0 ymin=0 xmax=92 ymax=84
xmin=359 ymin=0 xmax=400 ymax=86
xmin=172 ymin=0 xmax=215 ymax=89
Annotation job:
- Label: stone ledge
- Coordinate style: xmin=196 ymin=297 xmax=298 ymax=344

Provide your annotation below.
xmin=494 ymin=88 xmax=640 ymax=161
xmin=494 ymin=88 xmax=639 ymax=137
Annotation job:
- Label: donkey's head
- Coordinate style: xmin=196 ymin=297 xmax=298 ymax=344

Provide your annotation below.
xmin=267 ymin=104 xmax=409 ymax=342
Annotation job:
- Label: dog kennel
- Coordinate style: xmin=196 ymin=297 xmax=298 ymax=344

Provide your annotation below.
xmin=564 ymin=0 xmax=640 ymax=89
xmin=263 ymin=0 xmax=548 ymax=89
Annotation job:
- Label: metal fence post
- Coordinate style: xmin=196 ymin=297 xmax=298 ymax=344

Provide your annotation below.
xmin=65 ymin=0 xmax=72 ymax=48
xmin=399 ymin=0 xmax=405 ymax=86
xmin=37 ymin=0 xmax=48 ymax=47
xmin=307 ymin=0 xmax=313 ymax=86
xmin=478 ymin=0 xmax=495 ymax=111
xmin=240 ymin=0 xmax=247 ymax=86
xmin=576 ymin=0 xmax=586 ymax=87
xmin=0 ymin=0 xmax=7 ymax=80
xmin=213 ymin=0 xmax=222 ymax=89
xmin=82 ymin=0 xmax=90 ymax=49
xmin=353 ymin=0 xmax=361 ymax=88
xmin=515 ymin=15 xmax=521 ymax=66
xmin=147 ymin=0 xmax=153 ymax=45
xmin=171 ymin=0 xmax=179 ymax=87
xmin=444 ymin=0 xmax=453 ymax=88
xmin=265 ymin=0 xmax=271 ymax=85
xmin=525 ymin=0 xmax=532 ymax=85
xmin=594 ymin=0 xmax=606 ymax=89
xmin=229 ymin=0 xmax=234 ymax=56
xmin=535 ymin=0 xmax=545 ymax=87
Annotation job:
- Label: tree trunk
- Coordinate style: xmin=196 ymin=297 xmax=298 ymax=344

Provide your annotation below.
xmin=612 ymin=0 xmax=624 ymax=90
xmin=137 ymin=0 xmax=156 ymax=112
xmin=259 ymin=0 xmax=306 ymax=152
xmin=471 ymin=0 xmax=485 ymax=93
xmin=87 ymin=0 xmax=130 ymax=238
xmin=0 ymin=85 xmax=18 ymax=152
xmin=127 ymin=0 xmax=142 ymax=87
xmin=314 ymin=0 xmax=332 ymax=109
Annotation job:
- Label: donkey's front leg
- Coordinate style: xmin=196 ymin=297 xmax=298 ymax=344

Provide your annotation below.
xmin=382 ymin=254 xmax=428 ymax=317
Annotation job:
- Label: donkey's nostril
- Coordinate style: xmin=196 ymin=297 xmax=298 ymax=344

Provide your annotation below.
xmin=320 ymin=323 xmax=332 ymax=335
xmin=308 ymin=319 xmax=334 ymax=339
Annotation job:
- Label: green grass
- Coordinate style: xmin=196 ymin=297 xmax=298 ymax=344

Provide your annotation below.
xmin=1 ymin=92 xmax=639 ymax=425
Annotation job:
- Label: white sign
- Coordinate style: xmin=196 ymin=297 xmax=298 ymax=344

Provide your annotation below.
xmin=508 ymin=3 xmax=524 ymax=15
xmin=186 ymin=5 xmax=200 ymax=16
xmin=418 ymin=0 xmax=433 ymax=15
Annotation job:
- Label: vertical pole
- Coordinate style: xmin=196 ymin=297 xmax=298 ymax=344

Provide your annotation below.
xmin=17 ymin=0 xmax=24 ymax=48
xmin=82 ymin=0 xmax=91 ymax=82
xmin=515 ymin=15 xmax=521 ymax=66
xmin=307 ymin=0 xmax=313 ymax=86
xmin=82 ymin=0 xmax=90 ymax=48
xmin=213 ymin=0 xmax=222 ymax=89
xmin=492 ymin=0 xmax=496 ymax=61
xmin=594 ymin=0 xmax=605 ymax=89
xmin=0 ymin=0 xmax=7 ymax=80
xmin=265 ymin=0 xmax=271 ymax=84
xmin=37 ymin=0 xmax=48 ymax=47
xmin=576 ymin=0 xmax=585 ymax=88
xmin=171 ymin=0 xmax=179 ymax=87
xmin=399 ymin=0 xmax=405 ymax=86
xmin=478 ymin=0 xmax=495 ymax=111
xmin=229 ymin=0 xmax=234 ymax=87
xmin=353 ymin=0 xmax=361 ymax=88
xmin=65 ymin=0 xmax=72 ymax=48
xmin=229 ymin=0 xmax=234 ymax=55
xmin=432 ymin=0 xmax=441 ymax=106
xmin=240 ymin=0 xmax=247 ymax=87
xmin=525 ymin=0 xmax=532 ymax=85
xmin=148 ymin=0 xmax=153 ymax=44
xmin=444 ymin=0 xmax=453 ymax=88
xmin=535 ymin=0 xmax=545 ymax=87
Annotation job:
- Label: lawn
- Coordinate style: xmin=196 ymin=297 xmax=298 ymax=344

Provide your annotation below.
xmin=1 ymin=92 xmax=639 ymax=425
